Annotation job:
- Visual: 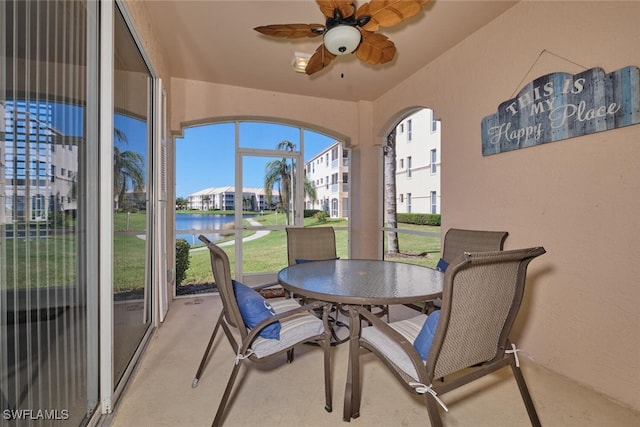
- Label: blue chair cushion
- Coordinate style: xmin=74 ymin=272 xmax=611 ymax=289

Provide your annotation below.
xmin=436 ymin=258 xmax=449 ymax=272
xmin=232 ymin=280 xmax=280 ymax=340
xmin=413 ymin=310 xmax=441 ymax=361
xmin=295 ymin=257 xmax=339 ymax=264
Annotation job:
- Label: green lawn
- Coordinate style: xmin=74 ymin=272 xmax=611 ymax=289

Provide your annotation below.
xmin=3 ymin=211 xmax=441 ymax=292
xmin=3 ymin=212 xmax=148 ymax=291
xmin=383 ymin=223 xmax=442 ymax=268
xmin=113 ymin=212 xmax=148 ymax=292
xmin=2 ymin=234 xmax=78 ymax=289
xmin=181 ymin=213 xmax=441 ymax=284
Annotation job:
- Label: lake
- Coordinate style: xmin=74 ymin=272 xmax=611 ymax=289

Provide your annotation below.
xmin=175 ymin=213 xmax=256 ymax=245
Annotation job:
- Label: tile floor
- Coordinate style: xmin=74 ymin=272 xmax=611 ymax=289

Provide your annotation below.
xmin=106 ymin=295 xmax=640 ymax=427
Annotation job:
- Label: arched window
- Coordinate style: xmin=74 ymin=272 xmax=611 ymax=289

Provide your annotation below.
xmin=175 ymin=121 xmax=350 ymax=287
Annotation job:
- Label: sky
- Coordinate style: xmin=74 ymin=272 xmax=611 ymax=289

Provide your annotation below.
xmin=48 ymin=103 xmax=338 ymax=199
xmin=175 ymin=122 xmax=337 ymax=198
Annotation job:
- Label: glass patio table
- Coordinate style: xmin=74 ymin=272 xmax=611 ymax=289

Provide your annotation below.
xmin=277 ymin=258 xmax=443 ymax=422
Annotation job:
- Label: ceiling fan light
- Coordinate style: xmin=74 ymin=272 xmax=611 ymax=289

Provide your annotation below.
xmin=323 ymin=25 xmax=361 ymax=56
xmin=292 ymin=52 xmax=311 ymax=73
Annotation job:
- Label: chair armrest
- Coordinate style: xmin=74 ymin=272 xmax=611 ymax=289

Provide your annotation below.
xmin=354 ymin=306 xmax=429 ymax=383
xmin=251 ymin=280 xmax=281 ymax=290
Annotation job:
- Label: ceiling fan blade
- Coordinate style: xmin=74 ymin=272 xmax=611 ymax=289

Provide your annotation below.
xmin=254 ymin=23 xmax=324 ymax=39
xmin=305 ymin=44 xmax=337 ymax=75
xmin=316 ymin=0 xmax=356 ymax=19
xmin=357 ymin=0 xmax=429 ymax=32
xmin=354 ymin=31 xmax=396 ymax=65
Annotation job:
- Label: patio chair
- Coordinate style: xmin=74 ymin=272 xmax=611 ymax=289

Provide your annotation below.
xmin=410 ymin=228 xmax=509 ymax=313
xmin=441 ymin=228 xmax=509 ymax=265
xmin=286 ymin=226 xmax=338 ymax=267
xmin=348 ymin=246 xmax=546 ymax=426
xmin=286 ymin=226 xmax=350 ymax=342
xmin=192 ymin=235 xmax=332 ymax=427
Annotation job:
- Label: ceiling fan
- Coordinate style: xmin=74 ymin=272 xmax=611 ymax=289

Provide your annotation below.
xmin=254 ymin=0 xmax=430 ymax=75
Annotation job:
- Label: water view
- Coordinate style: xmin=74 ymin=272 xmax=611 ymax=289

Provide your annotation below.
xmin=175 ymin=213 xmax=256 ymax=245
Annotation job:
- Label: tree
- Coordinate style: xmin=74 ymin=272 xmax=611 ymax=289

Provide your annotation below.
xmin=242 ymin=195 xmax=254 ymax=211
xmin=201 ymin=195 xmax=211 ymax=210
xmin=114 ymin=145 xmax=145 ymax=211
xmin=304 ymin=176 xmax=317 ymax=207
xmin=264 ymin=140 xmax=295 ymax=224
xmin=176 ymin=197 xmax=188 ymax=210
xmin=69 ymin=171 xmax=78 ymax=201
xmin=384 ymin=128 xmax=399 ymax=254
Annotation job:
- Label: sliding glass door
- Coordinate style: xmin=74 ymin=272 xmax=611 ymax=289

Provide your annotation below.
xmin=1 ymin=0 xmax=98 ymax=424
xmin=112 ymin=4 xmax=153 ymax=388
xmin=1 ymin=1 xmax=157 ymax=424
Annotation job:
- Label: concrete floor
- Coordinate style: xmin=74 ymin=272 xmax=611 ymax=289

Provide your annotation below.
xmin=107 ymin=295 xmax=640 ymax=427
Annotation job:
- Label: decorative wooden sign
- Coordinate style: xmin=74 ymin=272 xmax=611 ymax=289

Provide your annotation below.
xmin=481 ymin=66 xmax=640 ymax=156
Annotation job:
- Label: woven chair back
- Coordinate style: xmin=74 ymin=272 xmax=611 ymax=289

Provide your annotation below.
xmin=286 ymin=227 xmax=337 ymax=266
xmin=442 ymin=228 xmax=508 ymax=264
xmin=428 ymin=246 xmax=546 ymax=381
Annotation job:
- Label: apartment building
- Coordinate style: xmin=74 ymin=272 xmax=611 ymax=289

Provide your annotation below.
xmin=187 ymin=186 xmax=279 ymax=211
xmin=304 ymin=142 xmax=349 ymax=218
xmin=395 ymin=108 xmax=441 ymax=214
xmin=2 ymin=100 xmax=78 ymax=224
xmin=303 ymin=108 xmax=441 ymax=219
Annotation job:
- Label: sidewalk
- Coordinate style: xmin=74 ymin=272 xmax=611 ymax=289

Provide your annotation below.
xmin=190 ymin=218 xmax=269 ymax=251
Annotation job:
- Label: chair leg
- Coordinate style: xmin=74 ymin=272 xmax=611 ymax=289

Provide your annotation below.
xmin=425 ymin=393 xmax=444 ymax=427
xmin=211 ymin=362 xmax=242 ymax=427
xmin=511 ymin=363 xmax=542 ymax=427
xmin=193 ymin=311 xmax=224 ymax=388
xmin=322 ymin=306 xmax=333 ymax=412
xmin=343 ymin=307 xmax=361 ymax=421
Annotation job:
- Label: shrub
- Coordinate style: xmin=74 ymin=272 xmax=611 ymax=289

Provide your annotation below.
xmin=220 ymin=222 xmax=235 ymax=236
xmin=175 ymin=239 xmax=191 ymax=286
xmin=314 ymin=211 xmax=329 ymax=223
xmin=426 ymin=214 xmax=441 ymax=226
xmin=304 ymin=209 xmax=322 ymax=218
xmin=48 ymin=210 xmax=66 ymax=229
xmin=397 ymin=213 xmax=441 ymax=226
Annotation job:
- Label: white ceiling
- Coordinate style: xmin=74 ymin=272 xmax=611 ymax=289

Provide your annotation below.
xmin=143 ymin=1 xmax=516 ymax=102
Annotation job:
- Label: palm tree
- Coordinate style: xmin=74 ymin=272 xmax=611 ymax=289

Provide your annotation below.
xmin=384 ymin=128 xmax=399 ymax=254
xmin=242 ymin=195 xmax=254 ymax=211
xmin=114 ymin=147 xmax=145 ymax=210
xmin=113 ymin=129 xmax=145 ymax=211
xmin=264 ymin=140 xmax=295 ymax=224
xmin=201 ymin=195 xmax=211 ymax=210
xmin=304 ymin=176 xmax=317 ymax=207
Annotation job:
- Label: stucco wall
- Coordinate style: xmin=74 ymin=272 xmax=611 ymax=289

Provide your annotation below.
xmin=373 ymin=0 xmax=640 ymax=410
xmin=170 ymin=78 xmax=360 ymax=139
